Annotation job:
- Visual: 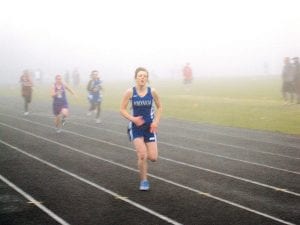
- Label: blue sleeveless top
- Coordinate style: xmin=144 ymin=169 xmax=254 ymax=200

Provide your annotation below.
xmin=89 ymin=79 xmax=102 ymax=99
xmin=131 ymin=87 xmax=154 ymax=124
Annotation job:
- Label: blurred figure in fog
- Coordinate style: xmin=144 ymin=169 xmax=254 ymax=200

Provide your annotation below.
xmin=281 ymin=57 xmax=295 ymax=104
xmin=20 ymin=70 xmax=33 ymax=115
xmin=182 ymin=62 xmax=193 ymax=86
xmin=34 ymin=69 xmax=43 ymax=84
xmin=87 ymin=70 xmax=103 ymax=123
xmin=51 ymin=75 xmax=76 ymax=133
xmin=64 ymin=70 xmax=70 ymax=84
xmin=292 ymin=57 xmax=300 ymax=104
xmin=72 ymin=69 xmax=80 ymax=87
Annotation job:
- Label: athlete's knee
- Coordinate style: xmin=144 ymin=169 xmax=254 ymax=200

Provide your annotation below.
xmin=139 ymin=153 xmax=147 ymax=161
xmin=148 ymin=155 xmax=157 ymax=162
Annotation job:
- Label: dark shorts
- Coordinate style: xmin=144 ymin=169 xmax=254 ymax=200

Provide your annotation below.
xmin=282 ymin=82 xmax=295 ymax=93
xmin=127 ymin=123 xmax=157 ymax=143
xmin=23 ymin=94 xmax=32 ymax=103
xmin=53 ymin=102 xmax=68 ymax=116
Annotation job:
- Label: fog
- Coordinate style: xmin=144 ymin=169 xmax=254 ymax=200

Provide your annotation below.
xmin=1 ymin=0 xmax=300 ymax=83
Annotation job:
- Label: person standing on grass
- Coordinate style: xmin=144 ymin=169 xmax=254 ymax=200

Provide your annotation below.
xmin=120 ymin=67 xmax=162 ymax=191
xmin=20 ymin=70 xmax=33 ymax=116
xmin=51 ymin=74 xmax=76 ymax=133
xmin=281 ymin=57 xmax=295 ymax=104
xmin=182 ymin=62 xmax=193 ymax=85
xmin=292 ymin=57 xmax=300 ymax=104
xmin=86 ymin=70 xmax=103 ymax=123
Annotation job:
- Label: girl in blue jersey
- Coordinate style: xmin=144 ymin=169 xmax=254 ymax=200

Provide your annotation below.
xmin=51 ymin=75 xmax=76 ymax=133
xmin=120 ymin=67 xmax=162 ymax=191
xmin=87 ymin=70 xmax=103 ymax=123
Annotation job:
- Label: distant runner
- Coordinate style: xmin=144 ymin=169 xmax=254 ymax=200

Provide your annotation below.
xmin=87 ymin=70 xmax=103 ymax=123
xmin=20 ymin=70 xmax=33 ymax=115
xmin=51 ymin=75 xmax=76 ymax=133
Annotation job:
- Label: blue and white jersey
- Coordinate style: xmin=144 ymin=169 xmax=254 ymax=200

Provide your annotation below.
xmin=131 ymin=86 xmax=154 ymax=124
xmin=88 ymin=79 xmax=102 ymax=103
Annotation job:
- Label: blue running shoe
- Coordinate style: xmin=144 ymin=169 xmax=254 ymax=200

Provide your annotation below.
xmin=139 ymin=180 xmax=150 ymax=191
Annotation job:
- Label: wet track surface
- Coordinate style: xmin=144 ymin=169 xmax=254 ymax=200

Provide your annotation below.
xmin=0 ymin=96 xmax=299 ymax=225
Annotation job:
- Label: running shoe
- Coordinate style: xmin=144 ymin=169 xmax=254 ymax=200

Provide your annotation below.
xmin=55 ymin=128 xmax=62 ymax=133
xmin=139 ymin=180 xmax=150 ymax=191
xmin=96 ymin=118 xmax=101 ymax=124
xmin=62 ymin=117 xmax=66 ymax=127
xmin=24 ymin=112 xmax=29 ymax=116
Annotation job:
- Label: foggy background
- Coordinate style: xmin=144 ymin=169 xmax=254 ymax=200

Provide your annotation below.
xmin=1 ymin=0 xmax=300 ymax=84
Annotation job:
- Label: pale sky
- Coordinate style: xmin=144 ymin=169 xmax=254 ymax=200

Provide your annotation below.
xmin=1 ymin=0 xmax=300 ymax=81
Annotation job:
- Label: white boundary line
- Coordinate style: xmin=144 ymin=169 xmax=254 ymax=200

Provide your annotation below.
xmin=93 ymin=114 xmax=300 ymax=151
xmin=159 ymin=141 xmax=300 ymax=175
xmin=2 ymin=112 xmax=299 ymax=175
xmin=65 ymin=122 xmax=300 ymax=196
xmin=28 ymin=112 xmax=300 ymax=160
xmin=160 ymin=120 xmax=300 ymax=149
xmin=0 ymin=125 xmax=297 ymax=225
xmin=24 ymin=111 xmax=300 ymax=153
xmin=159 ymin=131 xmax=299 ymax=160
xmin=0 ymin=140 xmax=182 ymax=225
xmin=1 ymin=103 xmax=300 ymax=148
xmin=1 ymin=116 xmax=299 ymax=196
xmin=99 ymin=117 xmax=300 ymax=154
xmin=0 ymin=174 xmax=70 ymax=225
xmin=10 ymin=111 xmax=300 ymax=158
xmin=69 ymin=111 xmax=300 ymax=148
xmin=69 ymin=120 xmax=300 ymax=160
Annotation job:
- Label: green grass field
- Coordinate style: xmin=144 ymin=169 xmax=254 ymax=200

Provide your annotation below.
xmin=3 ymin=76 xmax=300 ymax=135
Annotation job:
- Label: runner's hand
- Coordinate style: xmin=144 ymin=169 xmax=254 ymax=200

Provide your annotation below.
xmin=133 ymin=116 xmax=145 ymax=127
xmin=150 ymin=122 xmax=158 ymax=133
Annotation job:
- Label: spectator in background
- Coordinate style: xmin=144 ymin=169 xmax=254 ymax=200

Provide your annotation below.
xmin=182 ymin=62 xmax=193 ymax=85
xmin=64 ymin=70 xmax=70 ymax=84
xmin=281 ymin=57 xmax=295 ymax=104
xmin=20 ymin=70 xmax=33 ymax=115
xmin=292 ymin=57 xmax=300 ymax=104
xmin=72 ymin=69 xmax=80 ymax=87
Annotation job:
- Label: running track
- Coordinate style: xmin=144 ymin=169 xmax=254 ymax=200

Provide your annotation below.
xmin=0 ymin=96 xmax=299 ymax=225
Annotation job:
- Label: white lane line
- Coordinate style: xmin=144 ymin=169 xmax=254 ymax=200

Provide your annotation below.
xmin=78 ymin=114 xmax=300 ymax=159
xmin=0 ymin=136 xmax=296 ymax=225
xmin=70 ymin=112 xmax=300 ymax=149
xmin=1 ymin=105 xmax=300 ymax=148
xmin=161 ymin=122 xmax=300 ymax=149
xmin=0 ymin=117 xmax=299 ymax=196
xmin=51 ymin=120 xmax=300 ymax=175
xmin=26 ymin=112 xmax=300 ymax=156
xmin=0 ymin=174 xmax=70 ymax=225
xmin=19 ymin=112 xmax=300 ymax=159
xmin=71 ymin=120 xmax=299 ymax=160
xmin=111 ymin=120 xmax=300 ymax=155
xmin=159 ymin=141 xmax=300 ymax=175
xmin=64 ymin=122 xmax=300 ymax=196
xmin=159 ymin=132 xmax=299 ymax=160
xmin=0 ymin=140 xmax=182 ymax=225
